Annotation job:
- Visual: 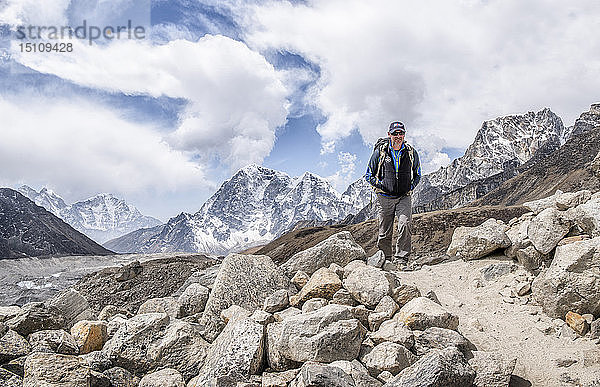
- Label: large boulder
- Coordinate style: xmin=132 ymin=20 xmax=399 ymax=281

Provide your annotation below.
xmin=290 ymin=268 xmax=342 ymax=306
xmin=46 ymin=289 xmax=94 ymax=328
xmin=0 ymin=306 xmax=21 ymax=323
xmin=555 ymin=190 xmax=592 ymax=210
xmin=370 ymin=319 xmax=414 ymax=349
xmin=6 ymin=302 xmax=65 ymax=337
xmin=468 ymin=351 xmax=517 ymax=387
xmin=71 ymin=320 xmax=108 ymax=354
xmin=289 ymin=361 xmax=355 ymax=387
xmin=504 ymin=217 xmax=532 ymax=259
xmin=522 ymin=191 xmax=561 ymax=214
xmin=139 ymin=368 xmax=185 ymax=387
xmin=199 ymin=254 xmax=292 ymax=342
xmin=447 ymin=219 xmax=511 ymax=260
xmin=569 ymin=197 xmax=600 ymax=237
xmin=383 ymin=347 xmax=475 ymax=387
xmin=394 ymin=297 xmax=459 ymax=331
xmin=532 ymin=237 xmax=600 ymax=318
xmin=23 ymin=352 xmax=106 ymax=387
xmin=343 ymin=265 xmax=398 ymax=308
xmin=178 ymin=283 xmax=210 ymax=317
xmin=189 ymin=317 xmax=264 ymax=386
xmin=267 ymin=304 xmax=366 ymax=371
xmin=28 ymin=329 xmax=79 ymax=355
xmin=0 ymin=329 xmax=31 ymax=363
xmin=413 ymin=327 xmax=473 ymax=356
xmin=360 ymin=341 xmax=417 ymax=377
xmin=527 ymin=207 xmax=572 ymax=254
xmin=102 ymin=367 xmax=139 ymax=387
xmin=102 ymin=313 xmax=170 ymax=375
xmin=280 ymin=231 xmax=366 ymax=278
xmin=330 ymin=360 xmax=382 ymax=387
xmin=0 ymin=368 xmax=21 ymax=387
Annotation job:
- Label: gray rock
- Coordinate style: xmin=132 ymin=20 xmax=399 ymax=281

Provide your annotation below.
xmin=193 ymin=317 xmax=264 ymax=385
xmin=200 ymin=253 xmax=292 ymax=342
xmin=343 ymin=265 xmax=398 ymax=308
xmin=504 ymin=218 xmax=532 ymax=259
xmin=220 ymin=305 xmax=252 ymax=324
xmin=368 ymin=296 xmax=399 ymax=331
xmin=481 ymin=262 xmax=517 ymax=281
xmin=361 ymin=341 xmax=418 ymax=377
xmin=302 ymin=298 xmax=328 ymax=313
xmin=98 ymin=305 xmax=128 ymax=321
xmin=29 ymin=329 xmax=79 ymax=355
xmin=80 ymin=350 xmax=112 ymax=372
xmin=413 ymin=327 xmax=473 ymax=356
xmin=273 ymin=307 xmax=302 ymax=322
xmin=267 ymin=304 xmax=366 ymax=370
xmin=1 ymin=355 xmax=26 ymax=377
xmin=138 ymin=297 xmax=183 ymax=318
xmin=291 ymin=271 xmax=310 ymax=290
xmin=0 ymin=322 xmax=6 ymax=340
xmin=46 ymin=288 xmax=94 ymax=328
xmin=447 ymin=219 xmax=511 ymax=260
xmin=424 ymin=290 xmax=441 ymax=305
xmin=590 ymin=319 xmax=600 ymax=340
xmin=107 ymin=315 xmax=127 ymax=339
xmin=384 ymin=347 xmax=476 ymax=387
xmin=378 ymin=371 xmax=393 ymax=383
xmin=367 ymin=251 xmax=386 ymax=268
xmin=102 ymin=313 xmax=170 ymax=375
xmin=6 ymin=302 xmax=65 ymax=336
xmin=261 ymin=369 xmax=300 ymax=387
xmin=178 ymin=283 xmax=210 ymax=317
xmin=528 ymin=207 xmax=572 ymax=254
xmin=0 ymin=306 xmax=21 ymax=324
xmin=370 ymin=319 xmax=414 ymax=349
xmin=523 ymin=191 xmax=561 ymax=214
xmin=0 ymin=368 xmax=21 ymax=387
xmin=343 ymin=260 xmax=368 ymax=279
xmin=290 ymin=268 xmax=342 ymax=307
xmin=281 ymin=231 xmax=366 ymax=278
xmin=330 ymin=360 xmax=382 ymax=387
xmin=329 ymin=263 xmax=345 ymax=279
xmin=532 ymin=237 xmax=600 ymax=318
xmin=331 ymin=289 xmax=358 ymax=307
xmin=468 ymin=351 xmax=517 ymax=387
xmin=516 ymin=245 xmax=550 ymax=271
xmin=382 ymin=261 xmax=398 ymax=272
xmin=23 ymin=352 xmax=107 ymax=387
xmin=394 ymin=297 xmax=459 ymax=331
xmin=350 ymin=305 xmax=372 ymax=330
xmin=264 ymin=289 xmax=290 ymax=313
xmin=103 ymin=366 xmax=140 ymax=387
xmin=391 ymin=284 xmax=421 ymax=307
xmin=570 ymin=197 xmax=600 ymax=237
xmin=289 ymin=361 xmax=355 ymax=387
xmin=556 ymin=190 xmax=592 ymax=211
xmin=0 ymin=330 xmax=31 ymax=364
xmin=250 ymin=309 xmax=274 ymax=326
xmin=139 ymin=368 xmax=185 ymax=387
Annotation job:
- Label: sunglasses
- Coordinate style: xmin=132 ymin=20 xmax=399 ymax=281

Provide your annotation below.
xmin=390 ymin=131 xmax=405 ymax=136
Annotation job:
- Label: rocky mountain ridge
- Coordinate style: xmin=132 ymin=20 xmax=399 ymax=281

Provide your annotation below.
xmin=0 ymin=188 xmax=113 ymax=259
xmin=17 ymin=186 xmax=162 ymax=244
xmin=105 ymin=164 xmax=373 ymax=255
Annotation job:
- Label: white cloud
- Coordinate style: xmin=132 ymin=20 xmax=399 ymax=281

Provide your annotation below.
xmin=236 ymin=0 xmax=600 ymax=163
xmin=0 ymin=95 xmax=209 ymax=199
xmin=10 ymin=35 xmax=289 ymax=171
xmin=326 ymin=151 xmax=357 ymax=192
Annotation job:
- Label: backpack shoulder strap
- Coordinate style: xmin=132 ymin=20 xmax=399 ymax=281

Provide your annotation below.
xmin=404 ymin=142 xmax=415 ymax=183
xmin=374 ymin=138 xmax=388 ymax=180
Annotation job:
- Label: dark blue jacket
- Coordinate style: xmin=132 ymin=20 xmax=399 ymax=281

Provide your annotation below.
xmin=365 ymin=139 xmax=421 ymax=197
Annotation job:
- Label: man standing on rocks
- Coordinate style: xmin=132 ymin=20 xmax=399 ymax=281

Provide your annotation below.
xmin=365 ymin=121 xmax=421 ymax=266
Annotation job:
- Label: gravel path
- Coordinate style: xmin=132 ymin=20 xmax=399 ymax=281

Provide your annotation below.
xmin=394 ymin=256 xmax=600 ymax=387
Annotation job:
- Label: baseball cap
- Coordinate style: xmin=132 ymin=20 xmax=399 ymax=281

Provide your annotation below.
xmin=388 ymin=121 xmax=405 ymax=133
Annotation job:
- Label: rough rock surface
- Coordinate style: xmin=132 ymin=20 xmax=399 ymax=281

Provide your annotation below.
xmin=71 ymin=320 xmax=108 ymax=354
xmin=394 ymin=297 xmax=459 ymax=331
xmin=343 ymin=265 xmax=397 ymax=308
xmin=267 ymin=304 xmax=365 ymax=370
xmin=190 ymin=317 xmax=264 ymax=385
xmin=199 ymin=253 xmax=292 ymax=342
xmin=6 ymin=302 xmax=65 ymax=336
xmin=383 ymin=347 xmax=475 ymax=387
xmin=177 ymin=283 xmax=210 ymax=317
xmin=413 ymin=327 xmax=473 ymax=356
xmin=139 ymin=368 xmax=185 ymax=387
xmin=532 ymin=237 xmax=600 ymax=318
xmin=469 ymin=351 xmax=516 ymax=387
xmin=447 ymin=219 xmax=511 ymax=260
xmin=527 ymin=207 xmax=572 ymax=254
xmin=290 ymin=267 xmax=342 ymax=306
xmin=0 ymin=329 xmax=31 ymax=363
xmin=370 ymin=319 xmax=414 ymax=349
xmin=289 ymin=361 xmax=355 ymax=387
xmin=137 ymin=297 xmax=183 ymax=319
xmin=28 ymin=329 xmax=79 ymax=355
xmin=280 ymin=231 xmax=366 ymax=277
xmin=360 ymin=341 xmax=417 ymax=377
xmin=0 ymin=368 xmax=21 ymax=387
xmin=23 ymin=352 xmax=104 ymax=387
xmin=46 ymin=289 xmax=94 ymax=328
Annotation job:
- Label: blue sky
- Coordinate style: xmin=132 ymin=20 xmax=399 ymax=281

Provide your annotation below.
xmin=1 ymin=0 xmax=599 ymax=221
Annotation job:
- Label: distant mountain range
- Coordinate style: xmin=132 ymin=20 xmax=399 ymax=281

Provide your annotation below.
xmin=0 ymin=188 xmax=112 ymax=259
xmin=104 ymin=165 xmax=373 ymax=255
xmin=17 ymin=187 xmax=162 ymax=244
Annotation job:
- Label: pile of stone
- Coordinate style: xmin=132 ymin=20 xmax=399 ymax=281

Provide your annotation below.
xmin=0 ymin=230 xmax=518 ymax=386
xmin=447 ymin=189 xmax=600 ymax=339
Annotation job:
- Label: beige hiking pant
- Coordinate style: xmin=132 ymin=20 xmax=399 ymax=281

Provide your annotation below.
xmin=376 ymin=194 xmax=412 ymax=261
